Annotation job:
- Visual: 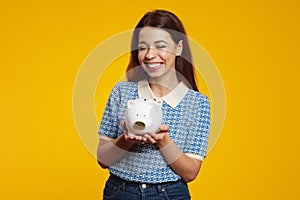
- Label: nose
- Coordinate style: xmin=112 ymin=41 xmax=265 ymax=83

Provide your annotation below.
xmin=145 ymin=47 xmax=157 ymax=59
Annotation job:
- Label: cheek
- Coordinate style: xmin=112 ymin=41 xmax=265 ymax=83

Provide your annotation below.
xmin=138 ymin=52 xmax=145 ymax=62
xmin=160 ymin=53 xmax=176 ymax=63
xmin=159 ymin=49 xmax=175 ymax=58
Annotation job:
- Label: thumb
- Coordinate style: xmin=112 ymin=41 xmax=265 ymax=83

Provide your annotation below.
xmin=120 ymin=120 xmax=128 ymax=132
xmin=156 ymin=124 xmax=169 ymax=133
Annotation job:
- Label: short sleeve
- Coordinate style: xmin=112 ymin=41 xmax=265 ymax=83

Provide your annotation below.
xmin=184 ymin=95 xmax=211 ymax=161
xmin=98 ymin=84 xmax=122 ymax=139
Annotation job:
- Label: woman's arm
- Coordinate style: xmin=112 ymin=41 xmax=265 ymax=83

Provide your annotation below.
xmin=97 ymin=128 xmax=148 ymax=168
xmin=157 ymin=134 xmax=202 ymax=183
xmin=144 ymin=125 xmax=202 ymax=183
xmin=170 ymin=155 xmax=202 ymax=183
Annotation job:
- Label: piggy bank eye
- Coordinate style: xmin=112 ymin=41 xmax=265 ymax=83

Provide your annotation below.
xmin=154 ymin=99 xmax=156 ymax=101
xmin=144 ymin=115 xmax=146 ymax=117
xmin=144 ymin=98 xmax=147 ymax=101
xmin=136 ymin=114 xmax=139 ymax=116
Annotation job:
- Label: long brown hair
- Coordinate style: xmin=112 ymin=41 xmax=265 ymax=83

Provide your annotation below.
xmin=126 ymin=9 xmax=198 ymax=91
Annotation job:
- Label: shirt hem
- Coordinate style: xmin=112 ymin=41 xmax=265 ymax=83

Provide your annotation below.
xmin=185 ymin=153 xmax=204 ymax=161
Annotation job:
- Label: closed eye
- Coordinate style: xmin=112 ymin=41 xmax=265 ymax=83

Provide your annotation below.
xmin=156 ymin=45 xmax=167 ymax=49
xmin=138 ymin=46 xmax=148 ymax=51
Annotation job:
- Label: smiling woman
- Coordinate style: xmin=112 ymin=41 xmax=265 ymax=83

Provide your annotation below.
xmin=96 ymin=9 xmax=211 ymax=200
xmin=138 ymin=27 xmax=183 ymax=86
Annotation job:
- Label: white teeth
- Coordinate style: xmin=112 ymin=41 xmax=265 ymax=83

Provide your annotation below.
xmin=147 ymin=63 xmax=161 ymax=68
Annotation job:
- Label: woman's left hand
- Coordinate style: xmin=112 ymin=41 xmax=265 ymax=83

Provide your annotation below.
xmin=143 ymin=124 xmax=171 ymax=145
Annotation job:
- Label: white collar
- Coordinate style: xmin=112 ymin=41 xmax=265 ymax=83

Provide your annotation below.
xmin=138 ymin=80 xmax=189 ymax=108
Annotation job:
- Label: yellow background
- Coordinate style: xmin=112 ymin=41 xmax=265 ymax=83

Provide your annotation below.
xmin=1 ymin=0 xmax=299 ymax=199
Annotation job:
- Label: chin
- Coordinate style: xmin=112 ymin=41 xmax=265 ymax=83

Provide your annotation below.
xmin=146 ymin=72 xmax=165 ymax=79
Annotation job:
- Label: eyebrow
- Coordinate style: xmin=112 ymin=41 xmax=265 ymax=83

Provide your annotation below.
xmin=138 ymin=40 xmax=168 ymax=45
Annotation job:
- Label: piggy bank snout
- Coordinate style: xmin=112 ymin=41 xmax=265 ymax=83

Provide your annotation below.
xmin=133 ymin=121 xmax=146 ymax=130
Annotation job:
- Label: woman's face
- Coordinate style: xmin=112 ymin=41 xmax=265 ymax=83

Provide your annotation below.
xmin=138 ymin=27 xmax=182 ymax=79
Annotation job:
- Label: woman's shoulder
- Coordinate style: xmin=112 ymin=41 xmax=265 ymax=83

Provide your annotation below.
xmin=184 ymin=89 xmax=210 ymax=113
xmin=111 ymin=81 xmax=138 ymax=96
xmin=113 ymin=81 xmax=138 ymax=90
xmin=186 ymin=89 xmax=209 ymax=103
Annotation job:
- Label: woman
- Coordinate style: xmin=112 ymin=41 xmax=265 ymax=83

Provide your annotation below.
xmin=97 ymin=9 xmax=210 ymax=200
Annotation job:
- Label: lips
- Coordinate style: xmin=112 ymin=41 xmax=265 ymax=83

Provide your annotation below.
xmin=145 ymin=62 xmax=163 ymax=71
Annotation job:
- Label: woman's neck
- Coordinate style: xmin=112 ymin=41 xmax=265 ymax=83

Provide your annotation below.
xmin=149 ymin=76 xmax=179 ymax=97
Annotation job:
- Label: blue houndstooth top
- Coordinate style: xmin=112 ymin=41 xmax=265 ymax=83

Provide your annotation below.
xmin=98 ymin=80 xmax=210 ymax=183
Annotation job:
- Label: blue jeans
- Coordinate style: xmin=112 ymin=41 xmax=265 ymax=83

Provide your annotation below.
xmin=103 ymin=174 xmax=191 ymax=200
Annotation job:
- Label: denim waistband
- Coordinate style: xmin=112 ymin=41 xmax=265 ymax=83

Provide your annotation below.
xmin=109 ymin=173 xmax=184 ymax=188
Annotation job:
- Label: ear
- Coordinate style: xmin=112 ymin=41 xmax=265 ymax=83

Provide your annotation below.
xmin=176 ymin=40 xmax=183 ymax=56
xmin=127 ymin=100 xmax=136 ymax=109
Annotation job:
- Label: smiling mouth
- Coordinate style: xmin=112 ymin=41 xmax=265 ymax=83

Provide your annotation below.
xmin=146 ymin=63 xmax=163 ymax=71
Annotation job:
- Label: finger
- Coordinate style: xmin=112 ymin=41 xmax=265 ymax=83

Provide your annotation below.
xmin=149 ymin=132 xmax=162 ymax=139
xmin=162 ymin=124 xmax=169 ymax=131
xmin=127 ymin=135 xmax=135 ymax=140
xmin=148 ymin=132 xmax=156 ymax=138
xmin=156 ymin=124 xmax=169 ymax=133
xmin=144 ymin=134 xmax=156 ymax=144
xmin=120 ymin=120 xmax=125 ymax=128
xmin=143 ymin=133 xmax=151 ymax=140
xmin=148 ymin=137 xmax=156 ymax=144
xmin=124 ymin=133 xmax=137 ymax=141
xmin=120 ymin=120 xmax=128 ymax=132
xmin=141 ymin=137 xmax=147 ymax=143
xmin=142 ymin=136 xmax=147 ymax=141
xmin=138 ymin=137 xmax=143 ymax=141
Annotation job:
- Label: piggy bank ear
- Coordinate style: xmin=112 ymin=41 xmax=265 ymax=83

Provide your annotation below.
xmin=127 ymin=100 xmax=136 ymax=109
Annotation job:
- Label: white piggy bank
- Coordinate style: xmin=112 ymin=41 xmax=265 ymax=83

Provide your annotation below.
xmin=124 ymin=98 xmax=163 ymax=136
